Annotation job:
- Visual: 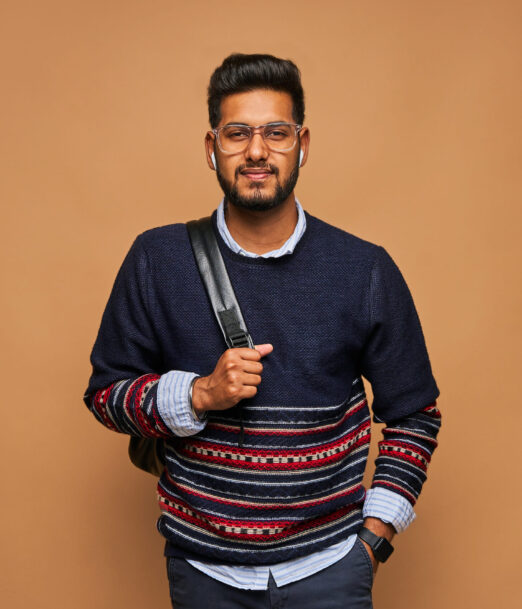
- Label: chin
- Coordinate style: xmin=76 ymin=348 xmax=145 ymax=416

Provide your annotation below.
xmin=217 ymin=164 xmax=299 ymax=213
xmin=229 ymin=197 xmax=284 ymax=212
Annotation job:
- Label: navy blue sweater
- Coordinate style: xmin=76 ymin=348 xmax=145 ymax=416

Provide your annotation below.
xmin=84 ymin=211 xmax=440 ymax=564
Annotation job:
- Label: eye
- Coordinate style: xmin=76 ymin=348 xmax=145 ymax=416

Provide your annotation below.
xmin=223 ymin=127 xmax=249 ymax=140
xmin=264 ymin=125 xmax=291 ymax=139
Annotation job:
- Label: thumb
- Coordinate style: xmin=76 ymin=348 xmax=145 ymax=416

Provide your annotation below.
xmin=254 ymin=343 xmax=274 ymax=357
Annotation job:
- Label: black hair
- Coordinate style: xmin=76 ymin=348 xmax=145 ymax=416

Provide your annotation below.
xmin=207 ymin=53 xmax=305 ymax=128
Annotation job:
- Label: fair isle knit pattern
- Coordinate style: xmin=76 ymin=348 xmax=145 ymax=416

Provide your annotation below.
xmin=371 ymin=402 xmax=441 ymax=503
xmin=84 ymin=211 xmax=440 ymax=564
xmin=156 ymin=377 xmax=370 ymax=561
xmin=88 ymin=375 xmax=440 ymax=562
xmin=90 ymin=374 xmax=168 ymax=438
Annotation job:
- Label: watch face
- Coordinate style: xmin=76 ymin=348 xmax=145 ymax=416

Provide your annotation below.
xmin=374 ymin=537 xmax=394 ymax=562
xmin=358 ymin=528 xmax=395 ymax=562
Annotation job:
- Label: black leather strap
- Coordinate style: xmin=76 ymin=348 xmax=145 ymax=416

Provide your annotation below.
xmin=186 ymin=217 xmax=254 ymax=350
xmin=358 ymin=527 xmax=394 ymax=563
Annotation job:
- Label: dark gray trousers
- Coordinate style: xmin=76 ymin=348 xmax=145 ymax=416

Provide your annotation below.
xmin=166 ymin=537 xmax=374 ymax=609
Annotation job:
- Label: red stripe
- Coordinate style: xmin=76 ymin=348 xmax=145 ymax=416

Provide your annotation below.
xmin=379 ymin=439 xmax=432 ymax=461
xmin=184 ymin=420 xmax=370 ymax=459
xmin=178 ymin=432 xmax=370 ymax=471
xmin=159 ymin=496 xmax=362 ymax=542
xmin=421 ymin=401 xmax=441 ymax=417
xmin=372 ymin=481 xmax=416 ymax=504
xmin=160 ymin=495 xmax=295 ymax=528
xmin=382 ymin=427 xmax=438 ymax=447
xmin=93 ymin=385 xmax=118 ymax=431
xmin=131 ymin=375 xmax=161 ymax=436
xmin=377 ymin=447 xmax=428 ymax=471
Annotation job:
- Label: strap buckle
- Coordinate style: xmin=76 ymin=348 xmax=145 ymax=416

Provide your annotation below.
xmin=219 ymin=309 xmax=254 ymax=349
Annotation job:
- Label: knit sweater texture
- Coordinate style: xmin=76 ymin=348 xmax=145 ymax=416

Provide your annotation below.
xmin=84 ymin=210 xmax=440 ymax=564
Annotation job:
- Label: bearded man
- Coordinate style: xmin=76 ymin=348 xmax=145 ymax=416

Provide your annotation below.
xmin=84 ymin=53 xmax=441 ymax=609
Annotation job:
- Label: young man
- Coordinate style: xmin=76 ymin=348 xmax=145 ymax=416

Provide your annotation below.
xmin=84 ymin=53 xmax=441 ymax=608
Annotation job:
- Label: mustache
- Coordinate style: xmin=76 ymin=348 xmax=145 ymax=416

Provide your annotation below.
xmin=235 ymin=163 xmax=279 ymax=179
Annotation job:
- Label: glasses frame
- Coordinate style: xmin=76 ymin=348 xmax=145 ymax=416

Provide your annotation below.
xmin=211 ymin=122 xmax=302 ymax=155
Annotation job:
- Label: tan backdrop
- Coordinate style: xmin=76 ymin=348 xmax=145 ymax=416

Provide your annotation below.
xmin=1 ymin=1 xmax=520 ymax=607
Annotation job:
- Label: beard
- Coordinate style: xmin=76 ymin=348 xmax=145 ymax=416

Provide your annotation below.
xmin=215 ymin=159 xmax=300 ymax=212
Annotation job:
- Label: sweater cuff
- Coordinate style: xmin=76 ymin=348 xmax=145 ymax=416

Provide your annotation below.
xmin=362 ymin=487 xmax=416 ymax=533
xmin=157 ymin=371 xmax=207 ymax=436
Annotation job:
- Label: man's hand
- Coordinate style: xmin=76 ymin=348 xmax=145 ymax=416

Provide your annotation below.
xmin=192 ymin=344 xmax=273 ymax=416
xmin=360 ymin=517 xmax=396 ymax=575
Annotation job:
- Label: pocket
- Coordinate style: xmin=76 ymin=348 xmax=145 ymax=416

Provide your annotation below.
xmin=356 ymin=537 xmax=375 ymax=584
xmin=166 ymin=557 xmax=186 ymax=605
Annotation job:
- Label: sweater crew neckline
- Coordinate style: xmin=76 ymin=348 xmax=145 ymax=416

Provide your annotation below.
xmin=211 ymin=209 xmax=315 ymax=267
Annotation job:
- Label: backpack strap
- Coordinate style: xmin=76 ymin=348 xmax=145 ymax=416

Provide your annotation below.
xmin=187 ymin=217 xmax=254 ymax=350
xmin=128 ymin=216 xmax=254 ymax=474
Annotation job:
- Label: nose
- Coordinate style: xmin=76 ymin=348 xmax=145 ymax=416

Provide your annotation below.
xmin=245 ymin=131 xmax=269 ymax=164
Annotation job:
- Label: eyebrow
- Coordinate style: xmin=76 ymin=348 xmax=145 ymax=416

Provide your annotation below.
xmin=222 ymin=121 xmax=288 ymax=127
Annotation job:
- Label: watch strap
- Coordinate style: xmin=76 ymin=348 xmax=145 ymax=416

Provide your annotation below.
xmin=358 ymin=527 xmax=394 ymax=563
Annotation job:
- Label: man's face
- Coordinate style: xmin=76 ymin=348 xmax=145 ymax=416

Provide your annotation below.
xmin=207 ymin=89 xmax=308 ymax=212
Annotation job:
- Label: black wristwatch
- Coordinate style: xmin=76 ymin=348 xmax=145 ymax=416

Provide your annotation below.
xmin=358 ymin=527 xmax=394 ymax=563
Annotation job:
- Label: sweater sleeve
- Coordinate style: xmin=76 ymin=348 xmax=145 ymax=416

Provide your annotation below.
xmin=370 ymin=401 xmax=441 ymax=506
xmin=360 ymin=246 xmax=441 ymax=506
xmin=83 ymin=235 xmax=204 ymax=438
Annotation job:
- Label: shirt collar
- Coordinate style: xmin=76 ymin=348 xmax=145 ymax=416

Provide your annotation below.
xmin=216 ymin=198 xmax=307 ymax=259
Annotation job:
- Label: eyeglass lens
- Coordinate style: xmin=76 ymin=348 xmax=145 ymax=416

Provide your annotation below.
xmin=218 ymin=124 xmax=297 ymax=153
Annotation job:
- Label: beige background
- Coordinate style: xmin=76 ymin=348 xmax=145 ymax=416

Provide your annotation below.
xmin=1 ymin=1 xmax=521 ymax=607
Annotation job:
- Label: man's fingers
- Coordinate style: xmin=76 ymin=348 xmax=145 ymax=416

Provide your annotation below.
xmin=232 ymin=348 xmax=262 ymax=361
xmin=241 ymin=385 xmax=258 ymax=399
xmin=242 ymin=361 xmax=263 ymax=374
xmin=227 ymin=344 xmax=273 ymax=362
xmin=242 ymin=373 xmax=262 ymax=386
xmin=254 ymin=343 xmax=273 ymax=357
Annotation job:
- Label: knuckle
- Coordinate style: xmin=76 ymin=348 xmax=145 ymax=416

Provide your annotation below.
xmin=227 ymin=371 xmax=238 ymax=384
xmin=227 ymin=385 xmax=240 ymax=399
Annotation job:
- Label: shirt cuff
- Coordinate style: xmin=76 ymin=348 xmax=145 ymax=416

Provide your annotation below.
xmin=362 ymin=487 xmax=416 ymax=533
xmin=157 ymin=371 xmax=207 ymax=436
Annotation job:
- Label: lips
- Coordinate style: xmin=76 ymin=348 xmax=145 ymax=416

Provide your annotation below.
xmin=240 ymin=168 xmax=273 ymax=181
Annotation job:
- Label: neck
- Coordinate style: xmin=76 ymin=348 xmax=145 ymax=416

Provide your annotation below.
xmin=224 ymin=195 xmax=298 ymax=255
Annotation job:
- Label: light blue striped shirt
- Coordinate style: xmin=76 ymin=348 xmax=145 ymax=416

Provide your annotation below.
xmin=157 ymin=198 xmax=415 ymax=589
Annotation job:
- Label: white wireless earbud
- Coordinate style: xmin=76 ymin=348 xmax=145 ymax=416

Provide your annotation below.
xmin=211 ymin=152 xmax=216 ymax=169
xmin=299 ymin=149 xmax=304 ymax=167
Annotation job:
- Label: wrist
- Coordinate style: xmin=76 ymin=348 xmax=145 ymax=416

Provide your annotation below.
xmin=358 ymin=525 xmax=395 ymax=563
xmin=190 ymin=376 xmax=208 ymax=421
xmin=362 ymin=517 xmax=395 ymax=542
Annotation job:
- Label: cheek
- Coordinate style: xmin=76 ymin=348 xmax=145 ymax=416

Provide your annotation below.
xmin=217 ymin=159 xmax=239 ymax=181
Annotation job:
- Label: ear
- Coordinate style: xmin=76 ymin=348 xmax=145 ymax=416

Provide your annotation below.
xmin=298 ymin=126 xmax=310 ymax=168
xmin=205 ymin=132 xmax=216 ymax=170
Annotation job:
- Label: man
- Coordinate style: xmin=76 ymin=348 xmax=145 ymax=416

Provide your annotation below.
xmin=84 ymin=53 xmax=441 ymax=608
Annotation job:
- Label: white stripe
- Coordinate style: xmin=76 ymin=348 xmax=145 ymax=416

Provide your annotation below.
xmin=161 ymin=468 xmax=365 ymax=501
xmin=375 ymin=459 xmax=426 ymax=482
xmin=242 ymin=390 xmax=365 ymax=412
xmin=195 ymin=415 xmax=369 ymax=449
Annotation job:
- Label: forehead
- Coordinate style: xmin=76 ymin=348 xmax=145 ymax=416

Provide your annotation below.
xmin=218 ymin=89 xmax=294 ymax=127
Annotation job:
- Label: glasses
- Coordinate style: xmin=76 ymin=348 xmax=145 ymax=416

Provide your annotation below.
xmin=212 ymin=122 xmax=302 ymax=154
